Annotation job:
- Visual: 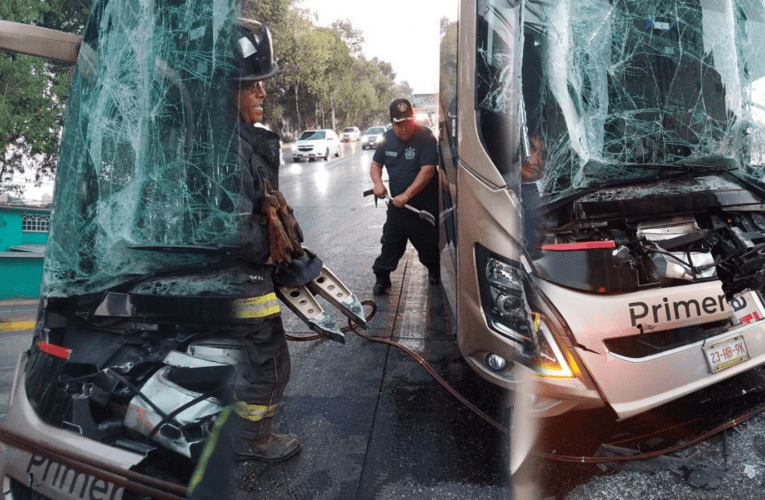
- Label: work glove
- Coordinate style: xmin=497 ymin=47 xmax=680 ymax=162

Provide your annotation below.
xmin=262 ymin=193 xmax=295 ymax=266
xmin=271 ymin=188 xmax=305 ymax=258
xmin=260 ymin=179 xmax=305 ymax=266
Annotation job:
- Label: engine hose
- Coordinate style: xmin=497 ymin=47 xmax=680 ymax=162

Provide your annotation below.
xmin=147 ymin=387 xmax=221 ymax=442
xmin=338 ymin=300 xmax=765 ymax=465
xmin=104 ymin=368 xmax=170 ymax=420
xmin=0 ymin=426 xmax=188 ymax=499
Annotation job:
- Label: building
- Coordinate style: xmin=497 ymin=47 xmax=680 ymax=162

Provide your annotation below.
xmin=0 ymin=201 xmax=50 ymax=299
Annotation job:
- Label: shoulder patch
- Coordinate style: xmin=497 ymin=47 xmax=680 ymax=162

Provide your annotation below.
xmin=385 ymin=150 xmax=397 ymax=157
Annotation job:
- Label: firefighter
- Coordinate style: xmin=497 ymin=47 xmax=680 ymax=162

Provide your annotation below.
xmin=370 ymin=98 xmax=440 ymax=295
xmin=189 ymin=21 xmax=300 ymax=498
xmin=228 ymin=18 xmax=302 ymax=463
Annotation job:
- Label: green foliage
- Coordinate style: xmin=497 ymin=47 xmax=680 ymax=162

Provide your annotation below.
xmin=0 ymin=0 xmax=86 ymax=197
xmin=242 ymin=0 xmax=407 ymax=138
xmin=1 ymin=0 xmax=411 ymax=196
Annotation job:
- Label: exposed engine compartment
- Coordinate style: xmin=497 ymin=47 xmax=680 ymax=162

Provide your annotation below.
xmin=24 ymin=300 xmax=247 ymax=486
xmin=533 ymin=208 xmax=765 ymax=299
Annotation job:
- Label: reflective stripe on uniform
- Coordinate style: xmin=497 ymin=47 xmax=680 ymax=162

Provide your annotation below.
xmin=232 ymin=293 xmax=281 ymax=319
xmin=233 ymin=396 xmax=279 ymax=422
xmin=188 ymin=405 xmax=233 ymax=495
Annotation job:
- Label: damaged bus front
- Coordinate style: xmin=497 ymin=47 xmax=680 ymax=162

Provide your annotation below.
xmin=439 ymin=0 xmax=765 ymax=418
xmin=0 ymin=1 xmax=364 ymax=498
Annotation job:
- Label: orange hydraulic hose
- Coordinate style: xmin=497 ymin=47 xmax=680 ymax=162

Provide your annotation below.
xmin=341 ymin=299 xmax=765 ymax=465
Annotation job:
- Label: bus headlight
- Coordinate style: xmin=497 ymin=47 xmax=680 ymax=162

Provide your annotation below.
xmin=476 ymin=244 xmax=579 ymax=379
xmin=528 ymin=312 xmax=579 ymax=379
xmin=476 ymin=245 xmax=533 ymax=346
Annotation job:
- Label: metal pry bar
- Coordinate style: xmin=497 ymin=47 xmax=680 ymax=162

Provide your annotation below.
xmin=362 ymin=188 xmax=436 ymax=226
xmin=276 ymin=285 xmax=346 ymax=344
xmin=307 ymin=266 xmax=368 ymax=328
xmin=385 ymin=195 xmax=437 ymax=226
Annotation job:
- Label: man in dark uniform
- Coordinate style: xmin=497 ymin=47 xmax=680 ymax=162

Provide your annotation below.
xmin=370 ymin=98 xmax=440 ymax=295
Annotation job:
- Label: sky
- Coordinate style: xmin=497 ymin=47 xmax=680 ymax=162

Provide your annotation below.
xmin=297 ymin=0 xmax=459 ymax=95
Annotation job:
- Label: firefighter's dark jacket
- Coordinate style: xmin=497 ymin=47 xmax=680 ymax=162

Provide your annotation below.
xmin=239 ymin=121 xmax=281 ymax=264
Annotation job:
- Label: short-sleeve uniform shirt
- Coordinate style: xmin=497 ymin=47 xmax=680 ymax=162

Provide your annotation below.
xmin=373 ymin=125 xmax=439 ymax=212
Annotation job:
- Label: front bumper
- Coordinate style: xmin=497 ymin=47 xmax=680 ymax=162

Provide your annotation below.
xmin=459 ymin=272 xmax=765 ymax=419
xmin=577 ymin=319 xmax=765 ymax=419
xmin=292 ymin=150 xmax=322 ymax=159
xmin=0 ymin=352 xmax=143 ymax=500
xmin=536 ymin=279 xmax=765 ymax=420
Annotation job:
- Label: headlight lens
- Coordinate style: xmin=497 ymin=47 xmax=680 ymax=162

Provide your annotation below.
xmin=528 ymin=312 xmax=578 ymax=378
xmin=476 ymin=245 xmax=532 ymax=345
xmin=476 ymin=244 xmax=578 ymax=378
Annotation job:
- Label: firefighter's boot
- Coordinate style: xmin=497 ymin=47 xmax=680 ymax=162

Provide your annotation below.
xmin=232 ymin=417 xmax=301 ymax=462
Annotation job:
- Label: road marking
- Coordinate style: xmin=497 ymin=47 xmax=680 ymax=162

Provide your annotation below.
xmin=0 ymin=299 xmax=38 ymax=306
xmin=0 ymin=321 xmax=35 ymax=332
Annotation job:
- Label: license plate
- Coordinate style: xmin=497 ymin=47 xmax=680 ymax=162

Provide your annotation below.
xmin=703 ymin=335 xmax=750 ymax=373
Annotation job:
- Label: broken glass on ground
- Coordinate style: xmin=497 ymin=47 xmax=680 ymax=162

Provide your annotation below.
xmin=595 ymin=443 xmax=726 ymax=489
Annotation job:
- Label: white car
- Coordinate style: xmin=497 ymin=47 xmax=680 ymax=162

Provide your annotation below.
xmin=341 ymin=126 xmax=360 ymax=142
xmin=292 ymin=129 xmax=341 ymax=161
xmin=361 ymin=126 xmax=386 ymax=150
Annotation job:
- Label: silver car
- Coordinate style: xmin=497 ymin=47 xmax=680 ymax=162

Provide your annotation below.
xmin=360 ymin=126 xmax=386 ymax=150
xmin=340 ymin=126 xmax=360 ymax=142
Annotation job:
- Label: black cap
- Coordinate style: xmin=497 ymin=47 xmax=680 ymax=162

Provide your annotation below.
xmin=390 ymin=98 xmax=414 ymax=123
xmin=235 ymin=19 xmax=279 ymax=82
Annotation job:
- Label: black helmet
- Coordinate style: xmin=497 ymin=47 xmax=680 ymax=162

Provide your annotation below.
xmin=235 ymin=19 xmax=279 ymax=81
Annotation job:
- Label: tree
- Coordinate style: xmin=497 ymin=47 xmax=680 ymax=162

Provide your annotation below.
xmin=0 ymin=0 xmax=86 ymax=197
xmin=331 ymin=19 xmax=364 ymax=59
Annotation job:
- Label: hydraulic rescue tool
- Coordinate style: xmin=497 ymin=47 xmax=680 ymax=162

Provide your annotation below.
xmin=362 ymin=188 xmax=436 ymax=226
xmin=129 ymin=245 xmax=362 ymax=344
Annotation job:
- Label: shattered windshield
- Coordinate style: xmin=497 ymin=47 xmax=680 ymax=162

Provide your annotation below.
xmin=523 ymin=0 xmax=765 ymax=196
xmin=43 ymin=0 xmax=241 ymax=297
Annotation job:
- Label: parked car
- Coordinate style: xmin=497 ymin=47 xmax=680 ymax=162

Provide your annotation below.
xmin=341 ymin=126 xmax=360 ymax=142
xmin=291 ymin=129 xmax=341 ymax=161
xmin=361 ymin=126 xmax=386 ymax=150
xmin=438 ymin=0 xmax=765 ymax=421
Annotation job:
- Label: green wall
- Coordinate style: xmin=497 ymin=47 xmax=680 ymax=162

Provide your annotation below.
xmin=0 ymin=207 xmax=50 ymax=298
xmin=0 ymin=255 xmax=44 ymax=298
xmin=22 ymin=232 xmax=48 ymax=245
xmin=0 ymin=211 xmax=22 ymax=251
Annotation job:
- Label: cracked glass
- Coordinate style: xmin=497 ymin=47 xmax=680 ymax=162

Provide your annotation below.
xmin=43 ymin=0 xmax=242 ymax=297
xmin=521 ymin=0 xmax=765 ymax=197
